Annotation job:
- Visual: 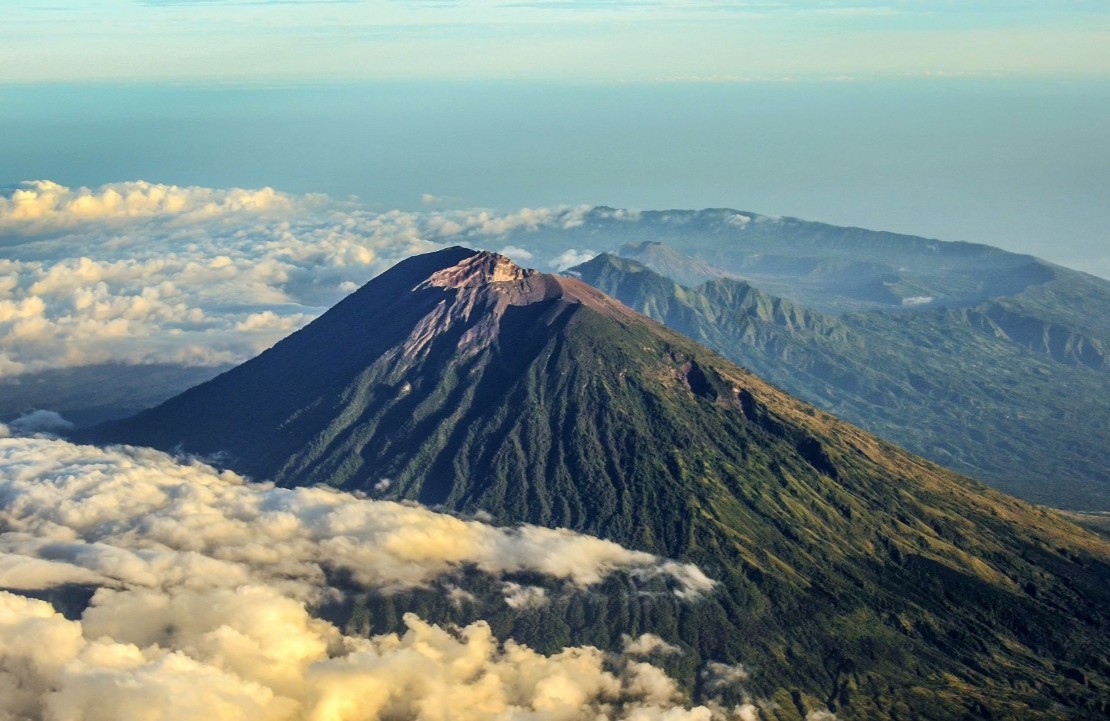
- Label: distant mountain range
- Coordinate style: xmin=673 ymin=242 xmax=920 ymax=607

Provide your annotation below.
xmin=569 ymin=246 xmax=1110 ymax=510
xmin=0 ymin=363 xmax=233 ymax=428
xmin=509 ymin=208 xmax=1078 ymax=314
xmin=82 ymin=248 xmax=1110 ymax=720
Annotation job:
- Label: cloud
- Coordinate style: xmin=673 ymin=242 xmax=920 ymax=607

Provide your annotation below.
xmin=0 ymin=180 xmax=295 ymax=233
xmin=594 ymin=208 xmax=642 ymax=222
xmin=0 ymin=554 xmax=105 ymax=589
xmin=622 ymin=633 xmax=682 ymax=657
xmin=498 ymin=244 xmax=535 ymax=262
xmin=419 ymin=193 xmax=463 ymax=206
xmin=1 ymin=591 xmax=733 ymax=721
xmin=553 ymin=248 xmax=599 ymax=270
xmin=0 ymin=437 xmax=728 ymax=721
xmin=501 ymin=582 xmax=549 ymax=609
xmin=702 ymin=662 xmax=749 ymax=690
xmin=423 ymin=205 xmax=592 ymax=239
xmin=0 ymin=437 xmax=713 ymax=597
xmin=234 ymin=310 xmax=313 ymax=332
xmin=6 ymin=409 xmax=74 ymax=435
xmin=0 ymin=181 xmax=604 ymax=377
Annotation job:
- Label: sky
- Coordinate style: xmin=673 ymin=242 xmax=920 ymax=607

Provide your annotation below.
xmin=3 ymin=1 xmax=1109 ymax=83
xmin=1 ymin=0 xmax=1108 ymax=276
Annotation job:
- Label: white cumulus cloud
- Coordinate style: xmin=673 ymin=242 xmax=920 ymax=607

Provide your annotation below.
xmin=0 ymin=437 xmax=714 ymax=598
xmin=0 ymin=180 xmax=295 ymax=231
xmin=553 ymin=248 xmax=599 ymax=271
xmin=1 ymin=591 xmax=738 ymax=721
xmin=0 ymin=181 xmax=605 ymax=377
xmin=501 ymin=582 xmax=549 ymax=610
xmin=0 ymin=436 xmax=732 ymax=721
xmin=622 ymin=633 xmax=682 ymax=657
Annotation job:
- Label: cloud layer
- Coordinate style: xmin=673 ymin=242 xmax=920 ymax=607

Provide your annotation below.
xmin=1 ymin=590 xmax=730 ymax=721
xmin=0 ymin=180 xmax=295 ymax=232
xmin=0 ymin=434 xmax=737 ymax=714
xmin=0 ymin=437 xmax=731 ymax=720
xmin=0 ymin=181 xmax=596 ymax=376
xmin=0 ymin=438 xmax=713 ymax=598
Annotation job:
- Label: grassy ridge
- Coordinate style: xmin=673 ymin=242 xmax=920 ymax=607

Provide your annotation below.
xmin=574 ymin=253 xmax=1110 ymax=510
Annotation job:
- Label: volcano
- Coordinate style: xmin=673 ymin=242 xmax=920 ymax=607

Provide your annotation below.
xmin=84 ymin=247 xmax=1110 ymax=720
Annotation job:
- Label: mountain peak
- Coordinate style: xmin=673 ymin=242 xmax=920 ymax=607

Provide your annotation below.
xmin=417 ymin=248 xmax=535 ymax=290
xmin=615 ymin=241 xmax=739 ymax=288
xmin=398 ymin=246 xmax=639 ymax=325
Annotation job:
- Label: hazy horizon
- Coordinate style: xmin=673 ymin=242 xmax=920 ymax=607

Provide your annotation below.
xmin=6 ymin=0 xmax=1107 ymax=276
xmin=3 ymin=78 xmax=1109 ymax=279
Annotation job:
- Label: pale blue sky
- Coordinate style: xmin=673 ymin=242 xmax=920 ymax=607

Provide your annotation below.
xmin=2 ymin=1 xmax=1108 ymax=83
xmin=1 ymin=2 xmax=1108 ymax=277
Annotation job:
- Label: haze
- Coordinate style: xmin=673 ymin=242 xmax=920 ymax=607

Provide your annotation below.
xmin=2 ymin=0 xmax=1108 ymax=278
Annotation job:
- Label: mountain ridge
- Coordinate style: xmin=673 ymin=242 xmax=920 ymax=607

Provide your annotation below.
xmin=571 ymin=250 xmax=1110 ymax=510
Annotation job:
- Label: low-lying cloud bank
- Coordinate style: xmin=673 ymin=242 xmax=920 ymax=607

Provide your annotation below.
xmin=0 ymin=180 xmax=602 ymax=376
xmin=2 ymin=590 xmax=741 ymax=721
xmin=0 ymin=438 xmax=714 ymax=598
xmin=0 ymin=437 xmax=739 ymax=720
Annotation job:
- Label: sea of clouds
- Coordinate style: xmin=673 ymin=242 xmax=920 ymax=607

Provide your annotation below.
xmin=0 ymin=181 xmax=842 ymax=721
xmin=0 ymin=180 xmax=603 ymax=376
xmin=0 ymin=433 xmax=756 ymax=721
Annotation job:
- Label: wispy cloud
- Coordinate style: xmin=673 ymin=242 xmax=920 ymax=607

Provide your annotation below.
xmin=141 ymin=0 xmax=362 ymax=5
xmin=2 ymin=0 xmax=1106 ymax=82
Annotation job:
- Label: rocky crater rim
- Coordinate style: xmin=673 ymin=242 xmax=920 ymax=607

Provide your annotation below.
xmin=408 ymin=247 xmax=642 ymax=323
xmin=417 ymin=249 xmax=535 ymax=290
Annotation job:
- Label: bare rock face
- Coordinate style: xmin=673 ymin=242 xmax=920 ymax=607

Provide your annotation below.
xmin=417 ymin=251 xmax=535 ymax=289
xmin=404 ymin=250 xmax=641 ymax=358
xmin=407 ymin=251 xmax=560 ymax=357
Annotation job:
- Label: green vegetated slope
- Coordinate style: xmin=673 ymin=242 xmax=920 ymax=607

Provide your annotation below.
xmin=571 ymin=252 xmax=1110 ymax=511
xmin=84 ymin=248 xmax=1110 ymax=720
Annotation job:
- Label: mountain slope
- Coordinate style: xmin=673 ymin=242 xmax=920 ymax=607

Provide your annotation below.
xmin=83 ymin=248 xmax=1110 ymax=720
xmin=572 ymin=252 xmax=1110 ymax=510
xmin=616 ymin=240 xmax=740 ymax=288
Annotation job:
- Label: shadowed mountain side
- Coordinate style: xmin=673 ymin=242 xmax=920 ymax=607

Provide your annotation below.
xmin=0 ymin=363 xmax=231 ymax=428
xmin=573 ymin=252 xmax=1110 ymax=511
xmin=82 ymin=247 xmax=1110 ymax=720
